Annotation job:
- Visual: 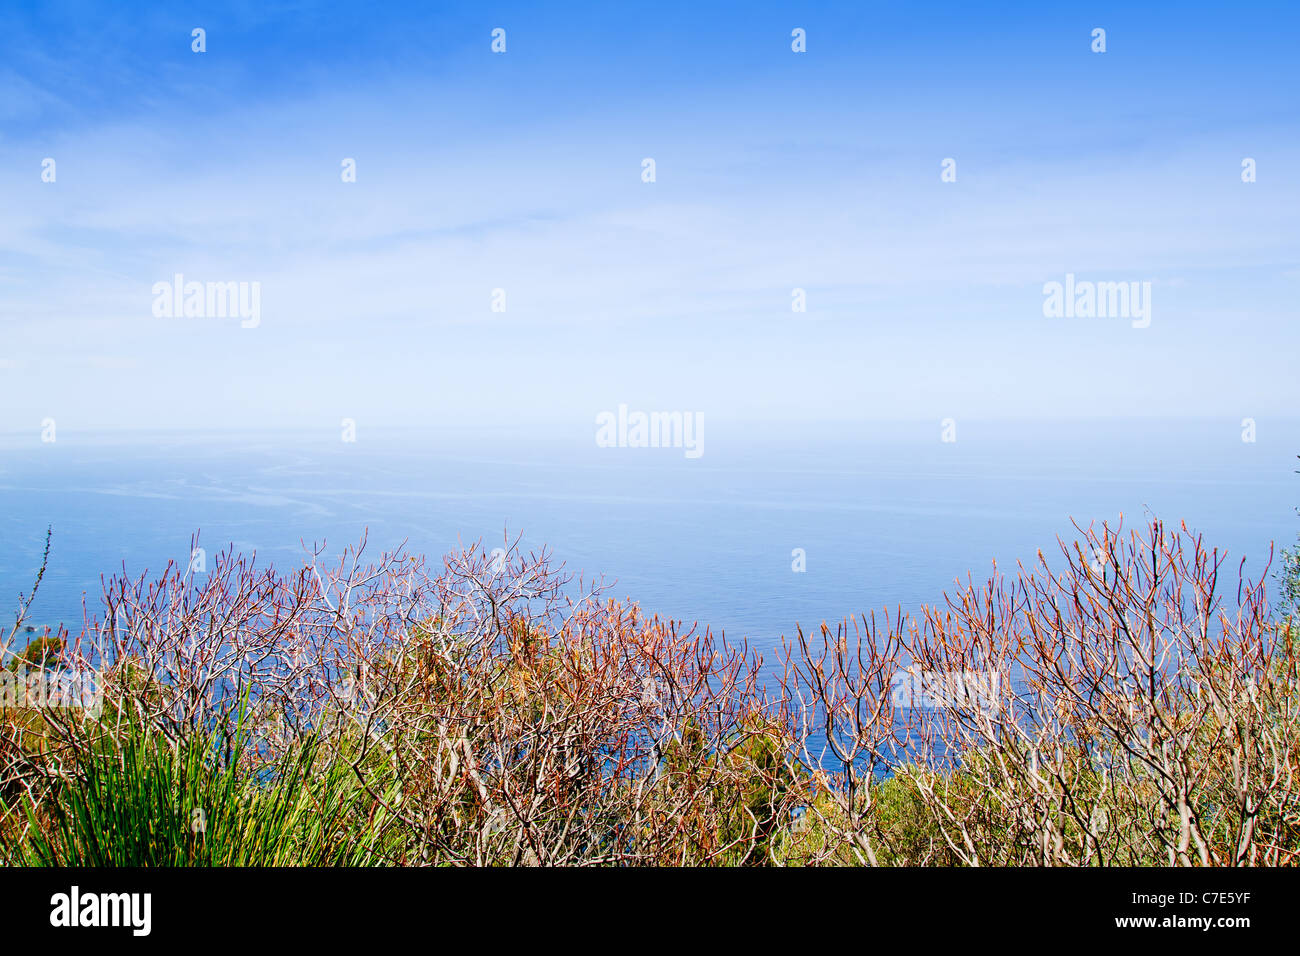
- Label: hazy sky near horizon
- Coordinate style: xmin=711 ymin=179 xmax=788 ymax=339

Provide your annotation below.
xmin=1 ymin=0 xmax=1298 ymax=434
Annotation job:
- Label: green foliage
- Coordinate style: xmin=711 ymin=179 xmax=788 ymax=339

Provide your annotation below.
xmin=869 ymin=770 xmax=964 ymax=866
xmin=662 ymin=715 xmax=798 ymax=865
xmin=1280 ymin=544 xmax=1300 ymax=631
xmin=0 ymin=720 xmax=385 ymax=867
xmin=5 ymin=635 xmax=64 ymax=672
xmin=1278 ymin=455 xmax=1300 ymax=630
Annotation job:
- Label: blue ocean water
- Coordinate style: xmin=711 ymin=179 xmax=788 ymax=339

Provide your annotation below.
xmin=1 ymin=419 xmax=1297 ymax=672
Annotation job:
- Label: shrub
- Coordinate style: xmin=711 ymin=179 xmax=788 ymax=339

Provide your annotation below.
xmin=0 ymin=717 xmax=384 ymax=866
xmin=1 ymin=518 xmax=1296 ymax=866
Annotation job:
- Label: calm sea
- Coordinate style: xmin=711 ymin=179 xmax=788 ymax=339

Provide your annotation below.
xmin=2 ymin=419 xmax=1297 ymax=672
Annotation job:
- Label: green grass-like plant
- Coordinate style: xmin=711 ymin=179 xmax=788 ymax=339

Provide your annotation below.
xmin=1 ymin=719 xmax=385 ymax=867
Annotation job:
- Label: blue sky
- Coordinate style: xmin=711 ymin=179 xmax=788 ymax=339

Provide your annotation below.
xmin=1 ymin=0 xmax=1298 ymax=433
